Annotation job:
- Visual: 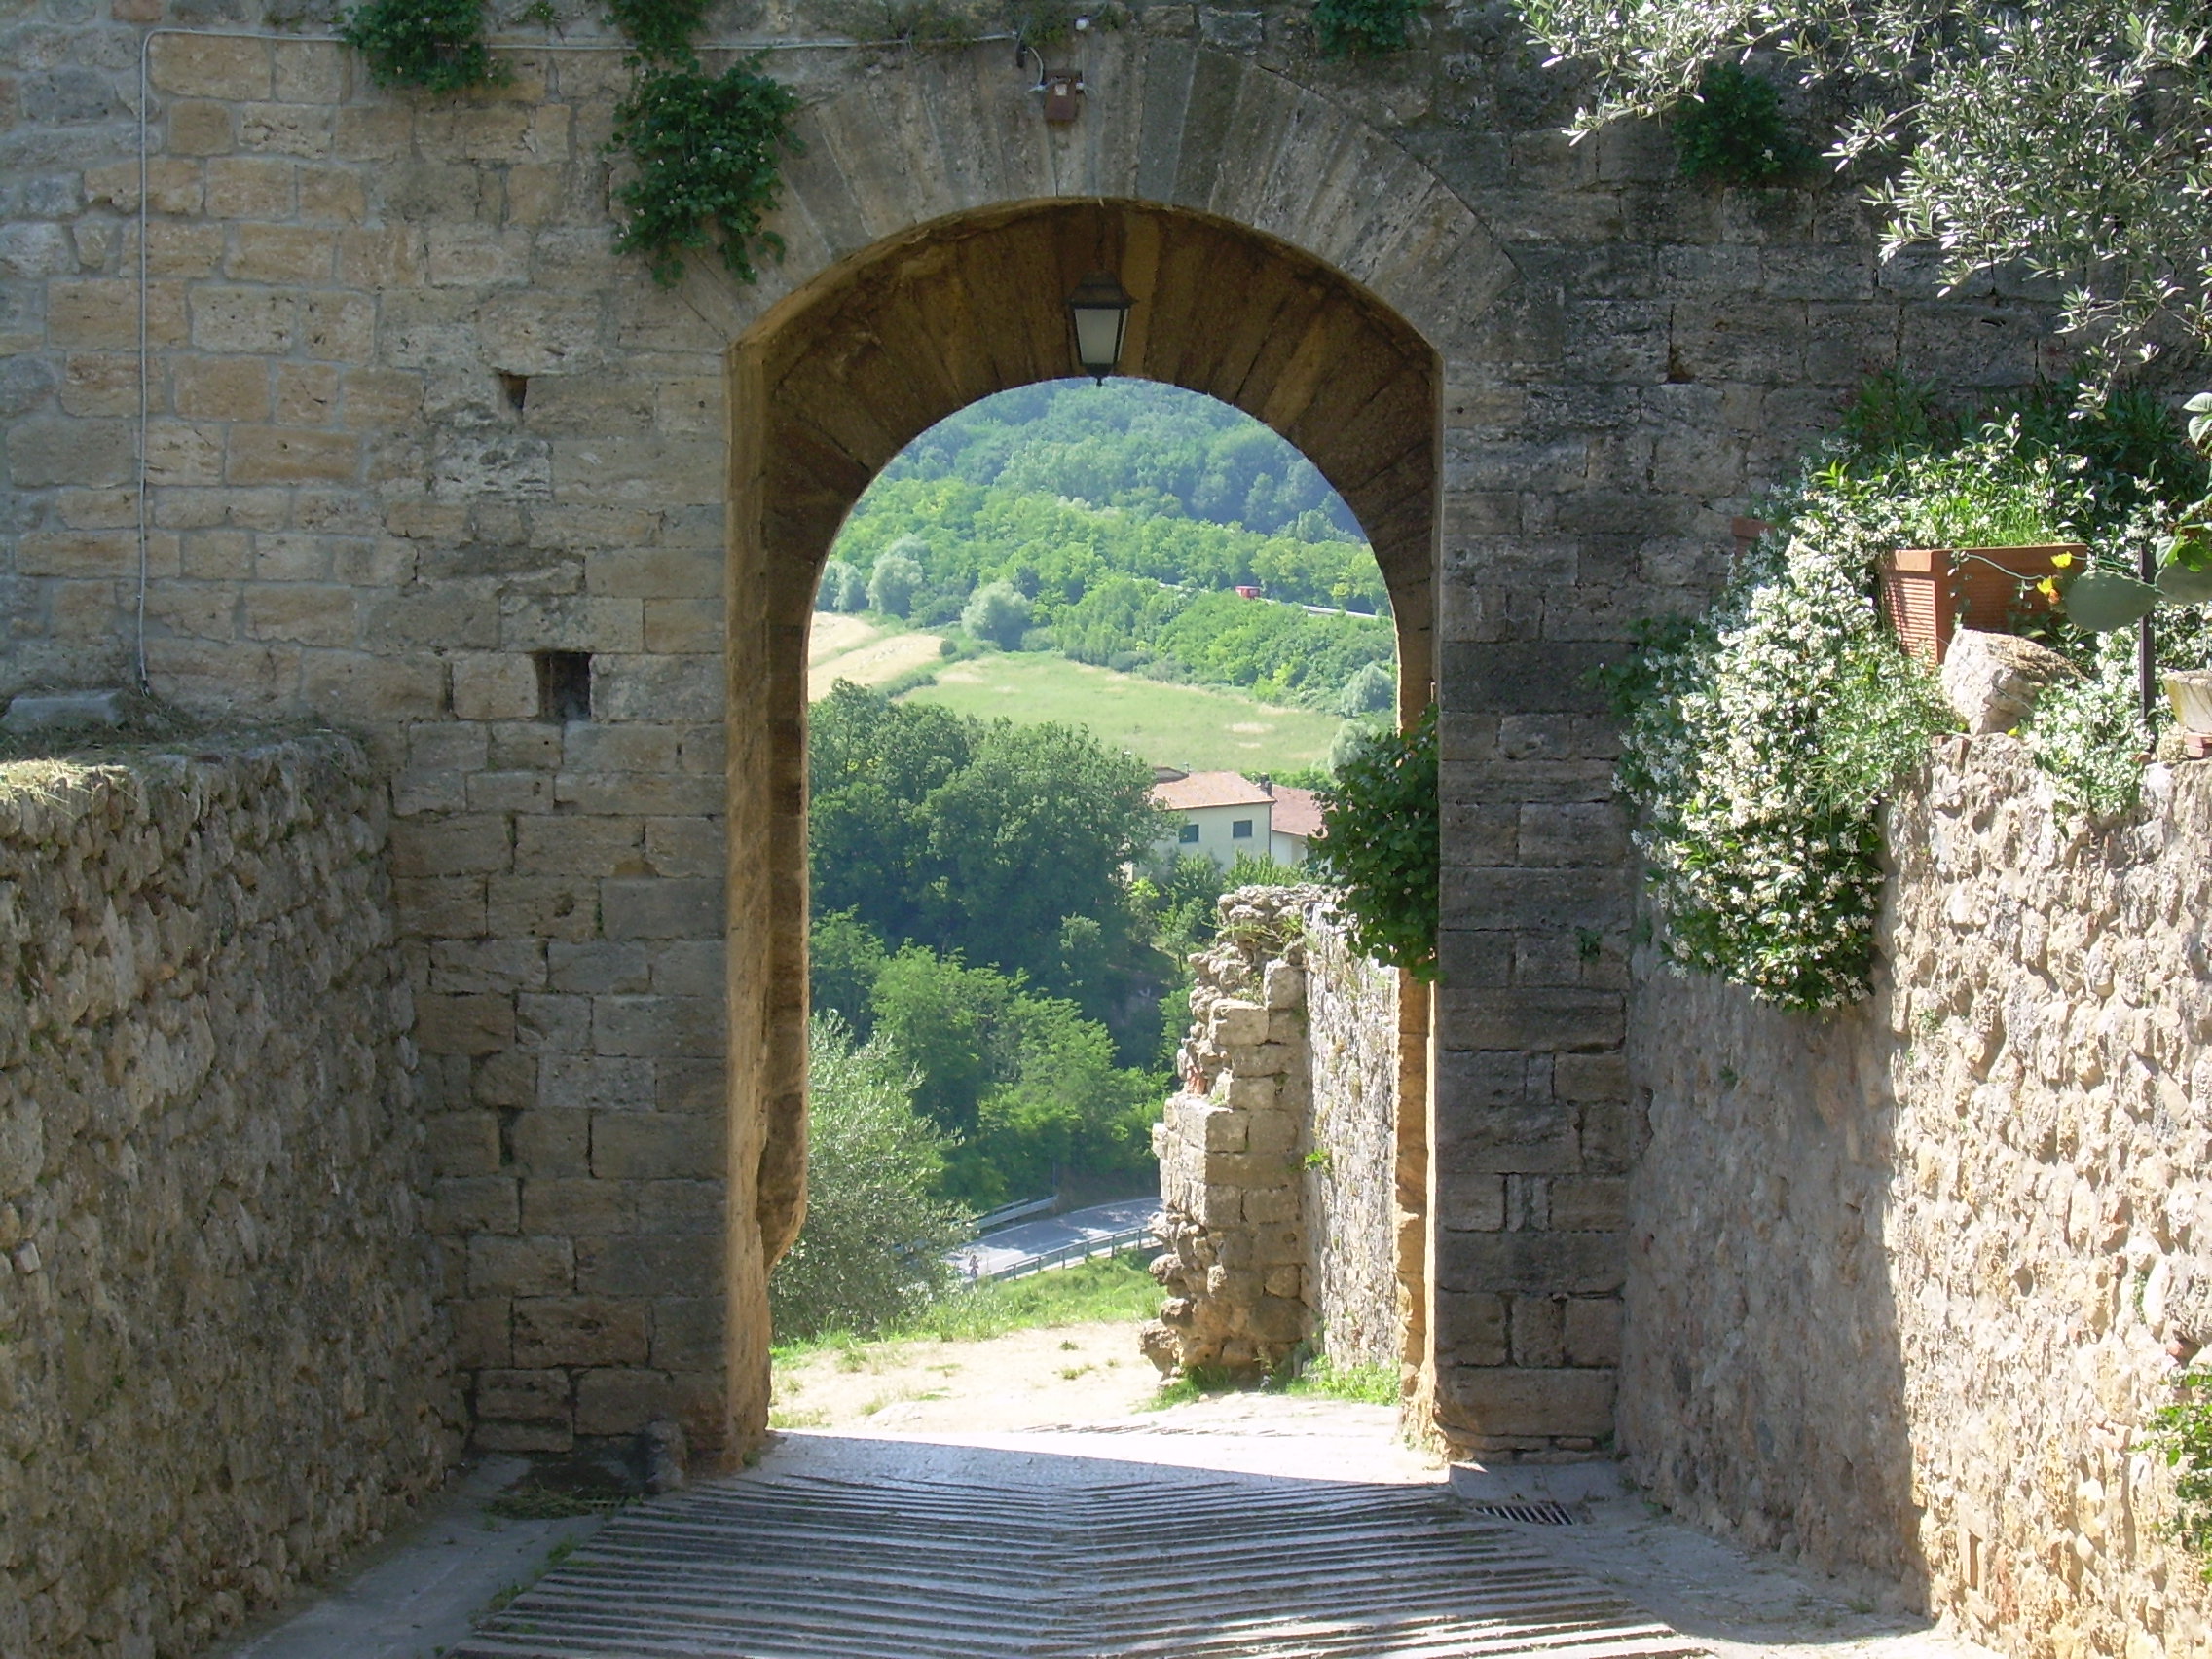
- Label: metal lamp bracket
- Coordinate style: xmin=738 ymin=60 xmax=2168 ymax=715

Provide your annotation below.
xmin=1037 ymin=71 xmax=1085 ymax=123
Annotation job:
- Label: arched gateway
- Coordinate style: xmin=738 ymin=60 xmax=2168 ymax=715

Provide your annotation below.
xmin=701 ymin=37 xmax=1509 ymax=1451
xmin=0 ymin=10 xmax=2005 ymax=1474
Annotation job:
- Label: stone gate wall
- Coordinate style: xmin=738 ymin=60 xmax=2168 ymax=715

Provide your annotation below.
xmin=1147 ymin=886 xmax=1403 ymax=1382
xmin=0 ymin=0 xmax=2068 ymax=1454
xmin=0 ymin=737 xmax=455 ymax=1659
xmin=1624 ymin=738 xmax=2212 ymax=1656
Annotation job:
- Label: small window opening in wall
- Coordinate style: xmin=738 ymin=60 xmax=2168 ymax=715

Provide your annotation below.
xmin=1178 ymin=821 xmax=1200 ymax=844
xmin=498 ymin=372 xmax=529 ymax=412
xmin=1231 ymin=818 xmax=1254 ymax=839
xmin=536 ymin=650 xmax=591 ymax=722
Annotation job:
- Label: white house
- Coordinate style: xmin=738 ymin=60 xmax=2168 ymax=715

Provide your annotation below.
xmin=1150 ymin=771 xmax=1321 ymax=870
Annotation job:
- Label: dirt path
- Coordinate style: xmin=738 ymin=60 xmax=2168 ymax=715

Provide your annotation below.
xmin=772 ymin=1318 xmax=1167 ymax=1434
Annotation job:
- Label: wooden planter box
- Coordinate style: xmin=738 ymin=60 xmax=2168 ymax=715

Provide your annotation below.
xmin=1878 ymin=544 xmax=2083 ymax=664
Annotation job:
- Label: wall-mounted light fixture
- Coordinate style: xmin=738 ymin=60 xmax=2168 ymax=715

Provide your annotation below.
xmin=1066 ymin=270 xmax=1134 ymax=384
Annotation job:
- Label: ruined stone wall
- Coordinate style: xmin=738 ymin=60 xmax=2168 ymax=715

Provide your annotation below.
xmin=0 ymin=737 xmax=455 ymax=1659
xmin=1147 ymin=886 xmax=1401 ymax=1381
xmin=1625 ymin=738 xmax=2212 ymax=1656
xmin=1305 ymin=911 xmax=1401 ymax=1371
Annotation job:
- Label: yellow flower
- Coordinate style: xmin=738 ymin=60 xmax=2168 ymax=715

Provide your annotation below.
xmin=2049 ymin=551 xmax=2075 ymax=569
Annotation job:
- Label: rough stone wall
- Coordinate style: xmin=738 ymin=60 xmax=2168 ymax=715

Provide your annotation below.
xmin=0 ymin=738 xmax=455 ymax=1659
xmin=1147 ymin=886 xmax=1400 ymax=1381
xmin=0 ymin=0 xmax=2068 ymax=1452
xmin=1305 ymin=911 xmax=1401 ymax=1371
xmin=1625 ymin=738 xmax=2212 ymax=1656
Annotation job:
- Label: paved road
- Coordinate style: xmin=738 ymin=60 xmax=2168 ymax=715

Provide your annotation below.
xmin=949 ymin=1197 xmax=1161 ymax=1280
xmin=451 ymin=1426 xmax=1711 ymax=1659
xmin=214 ymin=1392 xmax=2003 ymax=1659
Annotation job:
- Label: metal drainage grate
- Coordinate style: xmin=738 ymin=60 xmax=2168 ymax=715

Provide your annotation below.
xmin=1466 ymin=1498 xmax=1580 ymax=1526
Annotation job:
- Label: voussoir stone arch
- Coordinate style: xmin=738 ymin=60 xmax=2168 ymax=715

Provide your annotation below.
xmin=708 ymin=46 xmax=1505 ymax=1454
xmin=679 ymin=38 xmax=1518 ymax=358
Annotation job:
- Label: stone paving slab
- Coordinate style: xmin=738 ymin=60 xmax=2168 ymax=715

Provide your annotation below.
xmin=207 ymin=1458 xmax=607 ymax=1659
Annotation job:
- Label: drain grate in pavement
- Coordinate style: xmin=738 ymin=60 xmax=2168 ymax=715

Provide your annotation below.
xmin=1464 ymin=1499 xmax=1580 ymax=1526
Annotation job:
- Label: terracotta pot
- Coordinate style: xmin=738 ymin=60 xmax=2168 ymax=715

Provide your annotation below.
xmin=1877 ymin=544 xmax=2082 ymax=664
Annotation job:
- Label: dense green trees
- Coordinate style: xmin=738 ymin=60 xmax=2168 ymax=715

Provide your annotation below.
xmin=768 ymin=1014 xmax=972 ymax=1339
xmin=839 ymin=480 xmax=1390 ymax=619
xmin=960 ymin=580 xmax=1032 ymax=648
xmin=880 ymin=379 xmax=1364 ymax=542
xmin=822 ymin=380 xmax=1399 ymax=710
xmin=798 ymin=689 xmax=1329 ymax=1210
xmin=819 ymin=558 xmax=866 ymax=611
xmin=848 ymin=947 xmax=1160 ymax=1203
xmin=809 ymin=683 xmax=1163 ymax=1012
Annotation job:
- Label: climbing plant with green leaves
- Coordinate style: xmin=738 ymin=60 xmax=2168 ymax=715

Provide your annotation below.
xmin=340 ymin=0 xmax=502 ymax=92
xmin=1673 ymin=61 xmax=1813 ymax=186
xmin=1312 ymin=0 xmax=1420 ymax=57
xmin=610 ymin=58 xmax=802 ymax=287
xmin=1310 ymin=704 xmax=1439 ymax=981
xmin=339 ymin=0 xmax=802 ymax=288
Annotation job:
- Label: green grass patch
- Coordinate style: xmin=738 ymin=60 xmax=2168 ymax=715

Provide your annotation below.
xmin=900 ymin=651 xmax=1342 ymax=774
xmin=1281 ymin=1357 xmax=1400 ymax=1405
xmin=773 ymin=1254 xmax=1161 ymax=1364
xmin=1145 ymin=1353 xmax=1401 ymax=1410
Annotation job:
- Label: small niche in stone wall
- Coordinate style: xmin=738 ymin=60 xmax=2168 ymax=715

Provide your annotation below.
xmin=498 ymin=372 xmax=529 ymax=412
xmin=535 ymin=651 xmax=591 ymax=722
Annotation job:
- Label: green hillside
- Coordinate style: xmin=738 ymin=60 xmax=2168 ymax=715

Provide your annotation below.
xmin=900 ymin=652 xmax=1341 ymax=775
xmin=824 ymin=380 xmax=1396 ymax=712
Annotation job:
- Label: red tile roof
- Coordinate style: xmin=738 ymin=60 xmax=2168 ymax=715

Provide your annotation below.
xmin=1270 ymin=784 xmax=1323 ymax=841
xmin=1150 ymin=771 xmax=1274 ymax=811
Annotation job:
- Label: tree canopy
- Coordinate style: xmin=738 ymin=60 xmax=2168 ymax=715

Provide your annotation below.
xmin=808 ymin=682 xmax=1164 ymax=1021
xmin=878 ymin=378 xmax=1365 ymax=542
xmin=1515 ymin=0 xmax=2212 ymax=375
xmin=768 ymin=1014 xmax=972 ymax=1339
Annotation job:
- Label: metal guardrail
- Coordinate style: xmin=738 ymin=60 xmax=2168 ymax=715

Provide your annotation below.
xmin=973 ymin=1196 xmax=1060 ymax=1235
xmin=981 ymin=1224 xmax=1160 ymax=1283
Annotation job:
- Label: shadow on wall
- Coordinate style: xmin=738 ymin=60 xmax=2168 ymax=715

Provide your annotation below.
xmin=1621 ymin=971 xmax=1927 ymax=1607
xmin=1621 ymin=737 xmax=2212 ymax=1653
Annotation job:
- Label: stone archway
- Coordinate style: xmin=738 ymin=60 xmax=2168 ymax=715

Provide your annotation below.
xmin=719 ymin=195 xmax=1460 ymax=1449
xmin=676 ymin=35 xmax=1535 ymax=1457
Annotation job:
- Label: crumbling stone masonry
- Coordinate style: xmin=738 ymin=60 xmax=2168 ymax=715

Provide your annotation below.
xmin=1625 ymin=739 xmax=2212 ymax=1657
xmin=1146 ymin=887 xmax=1406 ymax=1384
xmin=0 ymin=738 xmax=456 ymax=1659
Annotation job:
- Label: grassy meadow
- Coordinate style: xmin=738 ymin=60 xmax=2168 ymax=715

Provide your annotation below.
xmin=900 ymin=650 xmax=1340 ymax=774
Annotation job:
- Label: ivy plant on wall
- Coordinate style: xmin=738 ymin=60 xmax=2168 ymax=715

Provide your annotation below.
xmin=340 ymin=0 xmax=501 ymax=92
xmin=1603 ymin=381 xmax=2212 ymax=1014
xmin=338 ymin=0 xmax=802 ymax=287
xmin=610 ymin=57 xmax=802 ymax=287
xmin=1672 ymin=61 xmax=1814 ymax=187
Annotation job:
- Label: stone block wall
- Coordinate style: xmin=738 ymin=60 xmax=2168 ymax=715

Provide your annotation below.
xmin=0 ymin=0 xmax=2072 ymax=1453
xmin=1146 ymin=886 xmax=1402 ymax=1382
xmin=1624 ymin=738 xmax=2212 ymax=1655
xmin=0 ymin=737 xmax=455 ymax=1658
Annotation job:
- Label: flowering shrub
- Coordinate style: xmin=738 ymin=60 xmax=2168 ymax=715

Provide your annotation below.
xmin=1611 ymin=429 xmax=2087 ymax=1011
